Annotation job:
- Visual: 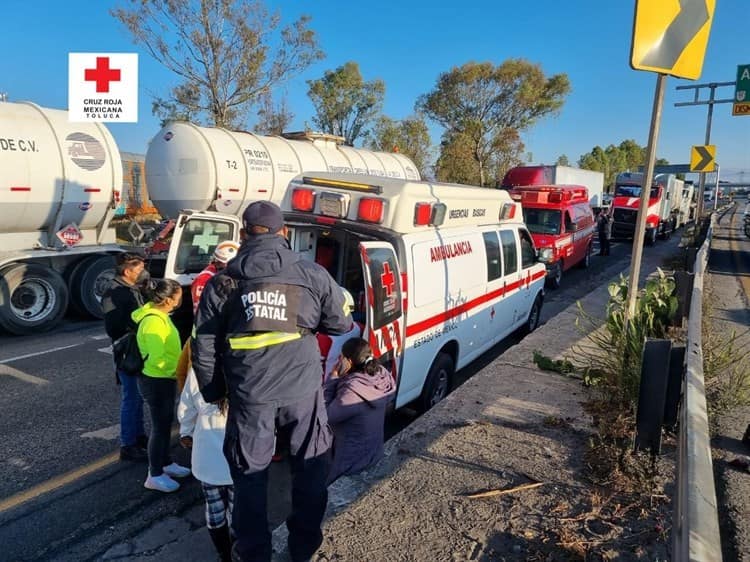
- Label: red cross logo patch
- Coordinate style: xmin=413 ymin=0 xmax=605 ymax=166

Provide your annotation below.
xmin=380 ymin=262 xmax=396 ymax=298
xmin=68 ymin=53 xmax=139 ymax=122
xmin=84 ymin=57 xmax=121 ymax=93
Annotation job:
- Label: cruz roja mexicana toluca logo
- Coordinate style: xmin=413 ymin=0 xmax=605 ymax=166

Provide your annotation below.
xmin=68 ymin=53 xmax=138 ymax=123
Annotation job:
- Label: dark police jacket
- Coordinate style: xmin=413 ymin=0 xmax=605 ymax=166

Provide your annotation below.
xmin=192 ymin=234 xmax=352 ymax=408
xmin=101 ymin=277 xmax=145 ymax=341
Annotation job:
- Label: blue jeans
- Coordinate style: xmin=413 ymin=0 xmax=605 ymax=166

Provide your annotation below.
xmin=118 ymin=370 xmax=145 ymax=447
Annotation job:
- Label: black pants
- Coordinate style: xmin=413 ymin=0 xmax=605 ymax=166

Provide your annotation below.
xmin=225 ymin=389 xmax=332 ymax=562
xmin=599 ymin=236 xmax=611 ymax=256
xmin=137 ymin=376 xmax=176 ymax=477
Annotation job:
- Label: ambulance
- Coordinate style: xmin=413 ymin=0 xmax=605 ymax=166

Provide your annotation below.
xmin=508 ymin=185 xmax=595 ymax=289
xmin=166 ymin=173 xmax=546 ymax=412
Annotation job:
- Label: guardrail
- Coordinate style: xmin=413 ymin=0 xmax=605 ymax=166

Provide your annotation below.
xmin=673 ymin=215 xmax=722 ymax=561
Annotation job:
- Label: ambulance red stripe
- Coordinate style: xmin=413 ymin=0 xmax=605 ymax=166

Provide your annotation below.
xmin=405 ymin=270 xmax=546 ymax=338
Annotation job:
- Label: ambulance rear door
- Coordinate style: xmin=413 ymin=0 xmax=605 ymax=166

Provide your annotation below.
xmin=359 ymin=241 xmax=405 ymax=386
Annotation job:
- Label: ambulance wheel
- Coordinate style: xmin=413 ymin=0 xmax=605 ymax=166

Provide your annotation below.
xmin=0 ymin=263 xmax=69 ymax=335
xmin=547 ymin=262 xmax=562 ymax=290
xmin=519 ymin=294 xmax=543 ymax=336
xmin=579 ymin=242 xmax=592 ymax=269
xmin=418 ymin=353 xmax=454 ymax=412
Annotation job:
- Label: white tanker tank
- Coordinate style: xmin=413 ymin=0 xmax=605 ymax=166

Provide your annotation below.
xmin=145 ymin=122 xmax=421 ymax=218
xmin=0 ymin=101 xmax=122 ymax=334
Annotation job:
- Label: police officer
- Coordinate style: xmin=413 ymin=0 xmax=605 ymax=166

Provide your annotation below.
xmin=192 ymin=201 xmax=351 ymax=562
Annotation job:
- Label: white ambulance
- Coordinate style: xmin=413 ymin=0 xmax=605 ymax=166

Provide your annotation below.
xmin=167 ymin=173 xmax=546 ymax=411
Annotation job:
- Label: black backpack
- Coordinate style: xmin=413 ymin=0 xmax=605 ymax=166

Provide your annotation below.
xmin=112 ymin=313 xmax=155 ymax=376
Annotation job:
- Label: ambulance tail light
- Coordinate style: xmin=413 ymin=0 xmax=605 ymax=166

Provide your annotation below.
xmin=291 ymin=188 xmax=316 ymax=212
xmin=500 ymin=202 xmax=516 ymax=220
xmin=414 ymin=203 xmax=432 ymax=226
xmin=358 ymin=198 xmax=385 ymax=224
xmin=549 ymin=192 xmax=563 ymax=203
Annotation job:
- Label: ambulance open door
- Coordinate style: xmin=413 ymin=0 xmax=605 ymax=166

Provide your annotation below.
xmin=359 ymin=242 xmax=405 ymax=386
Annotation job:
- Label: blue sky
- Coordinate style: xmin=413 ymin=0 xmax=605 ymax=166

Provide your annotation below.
xmin=2 ymin=0 xmax=748 ymax=181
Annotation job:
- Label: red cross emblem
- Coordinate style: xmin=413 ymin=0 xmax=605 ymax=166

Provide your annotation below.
xmin=380 ymin=262 xmax=395 ymax=297
xmin=84 ymin=57 xmax=121 ymax=93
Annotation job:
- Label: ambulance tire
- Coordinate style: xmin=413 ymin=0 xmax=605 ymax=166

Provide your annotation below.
xmin=547 ymin=261 xmax=562 ymax=290
xmin=418 ymin=352 xmax=454 ymax=413
xmin=519 ymin=294 xmax=543 ymax=336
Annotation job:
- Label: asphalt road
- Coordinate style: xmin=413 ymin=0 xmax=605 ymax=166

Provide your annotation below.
xmin=0 ymin=229 xmax=685 ymax=561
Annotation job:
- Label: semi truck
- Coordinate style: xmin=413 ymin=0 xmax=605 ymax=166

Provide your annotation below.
xmin=0 ymin=101 xmax=123 ymax=335
xmin=501 ymin=165 xmax=605 ymax=209
xmin=611 ymin=172 xmax=685 ymax=245
xmin=0 ymin=102 xmax=420 ymax=335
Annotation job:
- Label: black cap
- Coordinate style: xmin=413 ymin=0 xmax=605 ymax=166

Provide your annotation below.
xmin=242 ymin=201 xmax=284 ymax=233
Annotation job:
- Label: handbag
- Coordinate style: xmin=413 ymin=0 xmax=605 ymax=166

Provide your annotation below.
xmin=112 ymin=313 xmax=154 ymax=376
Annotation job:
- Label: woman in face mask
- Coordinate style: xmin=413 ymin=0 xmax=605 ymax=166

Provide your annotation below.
xmin=132 ymin=279 xmax=192 ymax=493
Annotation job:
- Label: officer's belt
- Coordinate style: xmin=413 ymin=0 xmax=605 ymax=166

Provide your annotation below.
xmin=228 ymin=328 xmax=311 ymax=350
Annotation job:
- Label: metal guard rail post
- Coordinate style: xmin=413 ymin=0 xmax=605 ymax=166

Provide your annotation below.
xmin=673 ymin=215 xmax=721 ymax=561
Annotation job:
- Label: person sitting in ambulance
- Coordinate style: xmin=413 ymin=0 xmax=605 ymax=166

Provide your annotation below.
xmin=190 ymin=241 xmax=240 ymax=315
xmin=317 ymin=288 xmax=363 ymax=383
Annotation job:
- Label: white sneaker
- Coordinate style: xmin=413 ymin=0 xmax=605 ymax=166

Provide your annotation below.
xmin=144 ymin=473 xmax=180 ymax=493
xmin=163 ymin=462 xmax=191 ymax=478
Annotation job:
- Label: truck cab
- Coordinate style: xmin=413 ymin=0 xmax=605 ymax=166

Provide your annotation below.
xmin=508 ymin=185 xmax=594 ymax=289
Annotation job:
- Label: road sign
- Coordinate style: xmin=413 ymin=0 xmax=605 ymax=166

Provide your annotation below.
xmin=631 ymin=0 xmax=716 ymax=80
xmin=56 ymin=223 xmax=83 ymax=247
xmin=690 ymin=145 xmax=716 ymax=172
xmin=733 ymin=64 xmax=750 ymax=116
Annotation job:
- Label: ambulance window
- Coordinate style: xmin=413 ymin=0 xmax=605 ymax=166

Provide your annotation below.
xmin=175 ymin=219 xmax=235 ymax=274
xmin=499 ymin=230 xmax=518 ymax=275
xmin=520 ymin=229 xmax=536 ymax=269
xmin=564 ymin=211 xmax=575 ymax=232
xmin=482 ymin=231 xmax=502 ymax=281
xmin=364 ymin=247 xmax=401 ymax=331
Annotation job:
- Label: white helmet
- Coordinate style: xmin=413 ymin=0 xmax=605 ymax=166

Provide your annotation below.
xmin=341 ymin=287 xmax=355 ymax=314
xmin=213 ymin=241 xmax=240 ymax=264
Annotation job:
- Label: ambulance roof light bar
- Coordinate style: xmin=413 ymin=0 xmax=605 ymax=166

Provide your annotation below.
xmin=303 ymin=176 xmax=383 ymax=194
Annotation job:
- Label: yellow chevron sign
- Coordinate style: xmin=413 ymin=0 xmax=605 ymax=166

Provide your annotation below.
xmin=690 ymin=145 xmax=716 ymax=172
xmin=631 ymin=0 xmax=716 ymax=80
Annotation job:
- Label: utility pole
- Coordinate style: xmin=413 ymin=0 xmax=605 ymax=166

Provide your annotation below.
xmin=674 ymin=82 xmax=734 ymax=219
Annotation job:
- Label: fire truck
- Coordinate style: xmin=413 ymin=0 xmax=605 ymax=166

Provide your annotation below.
xmin=508 ymin=185 xmax=595 ymax=289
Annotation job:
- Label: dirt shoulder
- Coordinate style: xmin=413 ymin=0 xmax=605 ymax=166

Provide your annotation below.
xmin=304 ymin=253 xmax=676 ymax=561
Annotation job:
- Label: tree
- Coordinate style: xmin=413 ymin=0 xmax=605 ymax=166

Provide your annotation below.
xmin=255 ymin=93 xmax=294 ymax=135
xmin=112 ymin=0 xmax=324 ymax=129
xmin=418 ymin=60 xmax=570 ymax=186
xmin=556 ymin=154 xmax=570 ymax=166
xmin=578 ymin=140 xmax=670 ymax=190
xmin=307 ymin=62 xmax=385 ymax=146
xmin=367 ymin=115 xmax=432 ymax=178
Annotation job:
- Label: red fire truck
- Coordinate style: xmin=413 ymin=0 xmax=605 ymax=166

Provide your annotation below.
xmin=509 ymin=185 xmax=595 ymax=289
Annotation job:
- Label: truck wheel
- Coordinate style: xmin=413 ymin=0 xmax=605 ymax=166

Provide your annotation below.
xmin=518 ymin=294 xmax=543 ymax=336
xmin=547 ymin=261 xmax=563 ymax=289
xmin=418 ymin=352 xmax=454 ymax=413
xmin=579 ymin=242 xmax=593 ymax=269
xmin=0 ymin=263 xmax=69 ymax=335
xmin=68 ymin=255 xmax=116 ymax=318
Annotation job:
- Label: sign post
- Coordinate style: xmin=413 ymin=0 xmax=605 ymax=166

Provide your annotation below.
xmin=626 ymin=0 xmax=716 ymax=320
xmin=733 ymin=63 xmax=750 ymax=116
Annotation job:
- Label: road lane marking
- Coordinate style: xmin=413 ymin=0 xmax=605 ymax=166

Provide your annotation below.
xmin=98 ymin=346 xmax=113 ymax=355
xmin=0 ymin=365 xmax=50 ymax=385
xmin=0 ymin=428 xmax=179 ymax=515
xmin=0 ymin=343 xmax=82 ymax=365
xmin=91 ymin=334 xmax=109 ymax=341
xmin=81 ymin=424 xmax=120 ymax=440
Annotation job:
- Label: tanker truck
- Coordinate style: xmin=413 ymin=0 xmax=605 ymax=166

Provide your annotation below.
xmin=0 ymin=101 xmax=124 ymax=335
xmin=145 ymin=121 xmax=420 ymax=337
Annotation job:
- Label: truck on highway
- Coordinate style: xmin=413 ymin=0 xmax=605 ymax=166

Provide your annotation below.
xmin=0 ymin=101 xmax=123 ymax=335
xmin=611 ymin=172 xmax=685 ymax=245
xmin=0 ymin=102 xmax=419 ymax=335
xmin=501 ymin=165 xmax=605 ymax=209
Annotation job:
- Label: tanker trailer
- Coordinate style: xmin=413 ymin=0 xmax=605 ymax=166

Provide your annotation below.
xmin=146 ymin=122 xmax=419 ymax=288
xmin=0 ymin=101 xmax=122 ymax=335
